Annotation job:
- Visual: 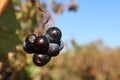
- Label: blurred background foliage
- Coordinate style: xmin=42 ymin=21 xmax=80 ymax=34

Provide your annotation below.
xmin=1 ymin=0 xmax=120 ymax=80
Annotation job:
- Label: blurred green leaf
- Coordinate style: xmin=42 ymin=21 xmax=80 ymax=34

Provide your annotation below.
xmin=12 ymin=0 xmax=21 ymax=5
xmin=0 ymin=2 xmax=20 ymax=58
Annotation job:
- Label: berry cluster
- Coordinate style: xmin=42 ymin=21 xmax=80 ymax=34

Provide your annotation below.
xmin=23 ymin=27 xmax=64 ymax=67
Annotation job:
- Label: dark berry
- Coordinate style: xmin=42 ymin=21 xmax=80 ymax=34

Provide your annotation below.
xmin=47 ymin=43 xmax=60 ymax=57
xmin=23 ymin=42 xmax=36 ymax=53
xmin=45 ymin=27 xmax=62 ymax=41
xmin=25 ymin=34 xmax=36 ymax=45
xmin=34 ymin=35 xmax=49 ymax=54
xmin=59 ymin=40 xmax=64 ymax=51
xmin=23 ymin=34 xmax=37 ymax=53
xmin=33 ymin=54 xmax=51 ymax=67
xmin=49 ymin=40 xmax=64 ymax=51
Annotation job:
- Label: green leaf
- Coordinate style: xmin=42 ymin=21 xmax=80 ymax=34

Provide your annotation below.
xmin=12 ymin=0 xmax=21 ymax=5
xmin=0 ymin=1 xmax=20 ymax=58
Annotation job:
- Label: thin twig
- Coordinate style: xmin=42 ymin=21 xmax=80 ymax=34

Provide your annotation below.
xmin=36 ymin=1 xmax=51 ymax=34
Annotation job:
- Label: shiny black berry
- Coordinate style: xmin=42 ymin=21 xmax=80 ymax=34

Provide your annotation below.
xmin=47 ymin=43 xmax=60 ymax=57
xmin=23 ymin=34 xmax=37 ymax=53
xmin=25 ymin=34 xmax=36 ymax=45
xmin=59 ymin=40 xmax=64 ymax=51
xmin=33 ymin=54 xmax=51 ymax=67
xmin=23 ymin=42 xmax=36 ymax=53
xmin=49 ymin=40 xmax=64 ymax=51
xmin=45 ymin=27 xmax=62 ymax=41
xmin=34 ymin=35 xmax=49 ymax=54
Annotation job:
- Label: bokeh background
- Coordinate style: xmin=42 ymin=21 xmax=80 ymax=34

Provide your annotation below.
xmin=0 ymin=0 xmax=120 ymax=80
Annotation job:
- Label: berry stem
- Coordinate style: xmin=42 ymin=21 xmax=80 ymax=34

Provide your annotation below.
xmin=36 ymin=1 xmax=51 ymax=34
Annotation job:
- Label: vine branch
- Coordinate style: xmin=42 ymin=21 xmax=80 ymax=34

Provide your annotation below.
xmin=36 ymin=1 xmax=51 ymax=34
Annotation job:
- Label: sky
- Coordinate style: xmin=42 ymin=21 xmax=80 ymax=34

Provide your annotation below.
xmin=22 ymin=0 xmax=120 ymax=47
xmin=52 ymin=0 xmax=120 ymax=47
